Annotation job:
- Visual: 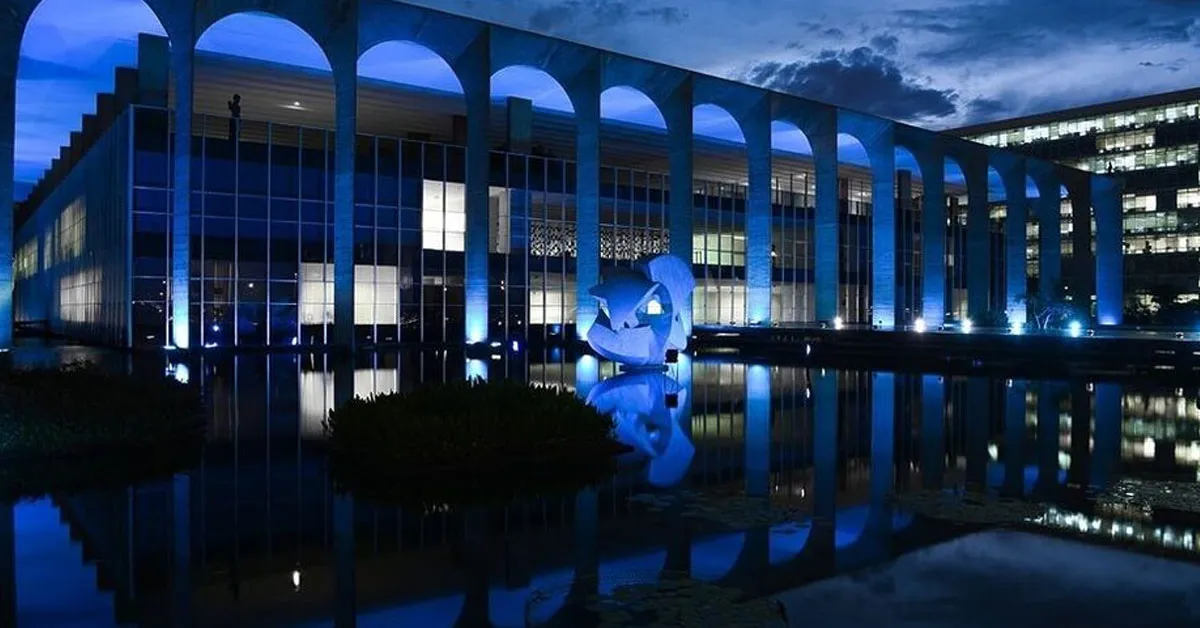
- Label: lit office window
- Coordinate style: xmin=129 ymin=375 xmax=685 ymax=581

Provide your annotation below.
xmin=422 ymin=180 xmax=466 ymax=252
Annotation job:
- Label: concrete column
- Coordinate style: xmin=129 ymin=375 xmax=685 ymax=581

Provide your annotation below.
xmin=1092 ymin=175 xmax=1124 ymax=325
xmin=920 ymin=374 xmax=945 ymax=490
xmin=1092 ymin=383 xmax=1122 ymax=489
xmin=920 ymin=154 xmax=946 ymax=327
xmin=811 ymin=368 xmax=838 ymax=553
xmin=745 ymin=99 xmax=773 ymax=325
xmin=1068 ymin=381 xmax=1092 ymax=488
xmin=1067 ymin=179 xmax=1094 ymax=309
xmin=896 ymin=170 xmax=913 ymax=323
xmin=1035 ymin=382 xmax=1061 ymax=494
xmin=745 ymin=364 xmax=771 ymax=497
xmin=1037 ymin=187 xmax=1063 ymax=301
xmin=0 ymin=30 xmax=13 ymax=350
xmin=964 ymin=158 xmax=990 ymax=317
xmin=571 ymin=65 xmax=601 ymax=340
xmin=868 ymin=372 xmax=894 ymax=553
xmin=332 ymin=50 xmax=358 ymax=349
xmin=1000 ymin=161 xmax=1028 ymax=327
xmin=813 ymin=127 xmax=839 ymax=322
xmin=664 ymin=79 xmax=694 ymax=331
xmin=170 ymin=42 xmax=194 ymax=349
xmin=965 ymin=378 xmax=989 ymax=493
xmin=172 ymin=473 xmax=192 ymax=627
xmin=1003 ymin=379 xmax=1027 ymax=497
xmin=459 ymin=33 xmax=492 ymax=344
xmin=136 ymin=33 xmax=169 ymax=107
xmin=869 ymin=137 xmax=897 ymax=329
xmin=333 ymin=492 xmax=356 ymax=627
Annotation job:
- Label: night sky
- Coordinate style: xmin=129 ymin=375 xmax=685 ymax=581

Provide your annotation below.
xmin=12 ymin=0 xmax=1200 ymax=200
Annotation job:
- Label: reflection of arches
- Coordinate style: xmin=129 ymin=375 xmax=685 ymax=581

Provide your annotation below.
xmin=600 ymin=85 xmax=665 ymax=128
xmin=837 ymin=132 xmax=872 ymax=325
xmin=15 ymin=0 xmax=168 ymax=183
xmin=491 ymin=65 xmax=575 ymax=113
xmin=358 ymin=40 xmax=464 ymax=93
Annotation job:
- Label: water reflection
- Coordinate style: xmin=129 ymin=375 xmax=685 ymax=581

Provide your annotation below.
xmin=587 ymin=371 xmax=693 ymax=487
xmin=1 ymin=346 xmax=1199 ymax=626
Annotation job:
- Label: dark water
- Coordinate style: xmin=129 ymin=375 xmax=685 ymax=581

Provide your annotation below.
xmin=3 ymin=346 xmax=1200 ymax=627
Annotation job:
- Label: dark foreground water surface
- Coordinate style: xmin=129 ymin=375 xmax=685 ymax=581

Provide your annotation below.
xmin=3 ymin=345 xmax=1200 ymax=627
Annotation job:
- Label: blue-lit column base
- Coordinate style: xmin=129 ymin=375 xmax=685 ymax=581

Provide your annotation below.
xmin=745 ymin=105 xmax=773 ymax=326
xmin=1003 ymin=379 xmax=1027 ymax=497
xmin=665 ymin=80 xmax=694 ymax=336
xmin=919 ymin=153 xmax=946 ymax=328
xmin=169 ymin=45 xmax=194 ymax=349
xmin=839 ymin=112 xmax=897 ymax=329
xmin=460 ymin=35 xmax=492 ymax=345
xmin=1000 ymin=159 xmax=1028 ymax=328
xmin=0 ymin=503 xmax=13 ymax=626
xmin=332 ymin=56 xmax=358 ymax=349
xmin=812 ymin=127 xmax=840 ymax=323
xmin=572 ymin=70 xmax=601 ymax=340
xmin=965 ymin=158 xmax=990 ymax=318
xmin=1092 ymin=175 xmax=1123 ymax=326
xmin=811 ymin=368 xmax=838 ymax=557
xmin=868 ymin=372 xmax=895 ymax=550
xmin=745 ymin=364 xmax=771 ymax=497
xmin=920 ymin=374 xmax=945 ymax=490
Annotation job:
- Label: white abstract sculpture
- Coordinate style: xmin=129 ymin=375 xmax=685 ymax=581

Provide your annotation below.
xmin=586 ymin=254 xmax=694 ymax=367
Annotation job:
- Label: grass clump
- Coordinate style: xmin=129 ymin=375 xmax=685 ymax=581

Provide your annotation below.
xmin=0 ymin=362 xmax=204 ymax=460
xmin=325 ymin=378 xmax=621 ymax=471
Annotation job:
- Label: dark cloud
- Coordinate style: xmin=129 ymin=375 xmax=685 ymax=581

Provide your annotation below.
xmin=965 ymin=97 xmax=1009 ymax=122
xmin=892 ymin=1 xmax=1200 ymax=65
xmin=528 ymin=0 xmax=688 ymax=33
xmin=869 ymin=34 xmax=899 ymax=56
xmin=743 ymin=46 xmax=958 ymax=122
xmin=1138 ymin=58 xmax=1188 ymax=71
xmin=823 ymin=27 xmax=845 ymax=39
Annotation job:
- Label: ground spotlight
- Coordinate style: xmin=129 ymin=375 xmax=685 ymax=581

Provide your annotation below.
xmin=914 ymin=318 xmax=927 ymax=334
xmin=1009 ymin=321 xmax=1023 ymax=335
xmin=1067 ymin=321 xmax=1082 ymax=338
xmin=961 ymin=318 xmax=973 ymax=334
xmin=833 ymin=316 xmax=844 ymax=331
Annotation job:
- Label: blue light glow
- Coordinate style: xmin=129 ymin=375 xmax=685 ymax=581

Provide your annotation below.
xmin=1010 ymin=321 xmax=1023 ymax=335
xmin=510 ymin=340 xmax=520 ymax=352
xmin=1067 ymin=320 xmax=1082 ymax=338
xmin=961 ymin=318 xmax=973 ymax=334
xmin=211 ymin=324 xmax=220 ymax=333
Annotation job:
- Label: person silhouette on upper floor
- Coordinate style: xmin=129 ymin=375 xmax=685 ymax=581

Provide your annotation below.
xmin=227 ymin=94 xmax=242 ymax=141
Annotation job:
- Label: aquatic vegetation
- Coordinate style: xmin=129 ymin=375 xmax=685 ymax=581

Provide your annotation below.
xmin=325 ymin=378 xmax=627 ymax=505
xmin=0 ymin=362 xmax=203 ymax=459
xmin=892 ymin=490 xmax=1047 ymax=525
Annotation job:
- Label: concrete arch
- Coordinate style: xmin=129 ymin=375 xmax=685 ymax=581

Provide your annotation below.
xmin=692 ymin=103 xmax=744 ymax=143
xmin=357 ymin=39 xmax=465 ymax=94
xmin=195 ymin=11 xmax=332 ymax=71
xmin=491 ymin=65 xmax=575 ymax=114
xmin=489 ymin=26 xmax=597 ymax=99
xmin=14 ymin=0 xmax=170 ymax=184
xmin=600 ymin=54 xmax=689 ymax=121
xmin=193 ymin=0 xmax=349 ymax=58
xmin=600 ymin=85 xmax=666 ymax=128
xmin=357 ymin=0 xmax=485 ymax=68
xmin=770 ymin=119 xmax=812 ymax=155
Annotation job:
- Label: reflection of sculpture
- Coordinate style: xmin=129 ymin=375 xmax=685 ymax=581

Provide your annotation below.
xmin=587 ymin=371 xmax=694 ymax=487
xmin=586 ymin=255 xmax=694 ymax=367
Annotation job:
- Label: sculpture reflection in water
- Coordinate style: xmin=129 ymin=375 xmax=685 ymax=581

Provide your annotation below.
xmin=586 ymin=371 xmax=694 ymax=487
xmin=586 ymin=254 xmax=695 ymax=367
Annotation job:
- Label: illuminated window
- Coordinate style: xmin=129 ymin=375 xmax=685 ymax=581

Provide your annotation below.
xmin=422 ymin=180 xmax=466 ymax=252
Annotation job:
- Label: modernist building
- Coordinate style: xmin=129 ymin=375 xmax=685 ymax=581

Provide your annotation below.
xmin=1 ymin=0 xmax=1123 ymax=350
xmin=955 ymin=88 xmax=1200 ymax=304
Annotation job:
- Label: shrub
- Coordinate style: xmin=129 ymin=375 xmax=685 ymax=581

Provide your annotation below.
xmin=324 ymin=378 xmax=621 ymax=473
xmin=0 ymin=362 xmax=204 ymax=459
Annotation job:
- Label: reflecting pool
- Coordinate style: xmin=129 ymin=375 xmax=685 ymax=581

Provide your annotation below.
xmin=3 ymin=346 xmax=1200 ymax=626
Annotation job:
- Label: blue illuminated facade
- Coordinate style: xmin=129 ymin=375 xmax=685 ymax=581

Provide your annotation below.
xmin=1 ymin=0 xmax=1124 ymax=349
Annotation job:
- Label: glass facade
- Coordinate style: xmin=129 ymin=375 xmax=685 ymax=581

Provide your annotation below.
xmin=962 ymin=92 xmax=1200 ymax=302
xmin=17 ymin=102 xmax=979 ymax=347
